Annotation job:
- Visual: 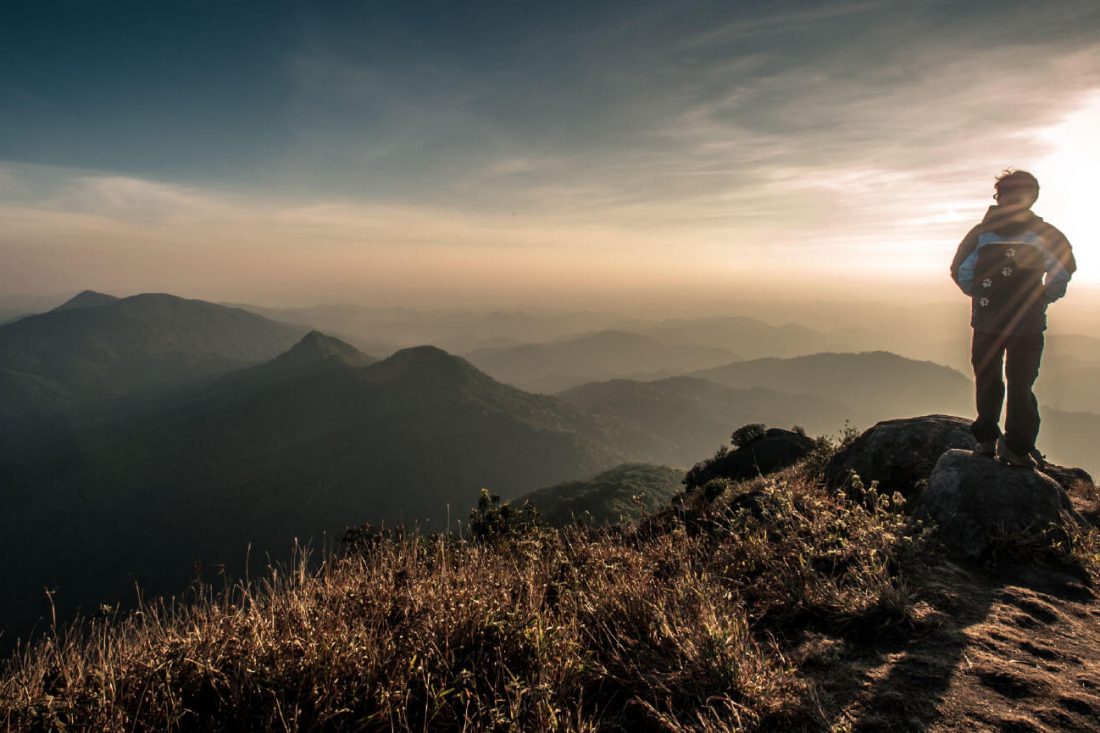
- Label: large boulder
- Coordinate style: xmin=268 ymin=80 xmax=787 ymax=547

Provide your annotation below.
xmin=825 ymin=414 xmax=1094 ymax=500
xmin=686 ymin=428 xmax=813 ymax=488
xmin=826 ymin=415 xmax=977 ymax=497
xmin=912 ymin=449 xmax=1087 ymax=559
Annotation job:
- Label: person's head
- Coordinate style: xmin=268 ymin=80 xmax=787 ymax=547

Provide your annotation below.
xmin=993 ymin=169 xmax=1039 ymax=209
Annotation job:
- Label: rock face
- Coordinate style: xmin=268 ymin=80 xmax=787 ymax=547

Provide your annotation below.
xmin=826 ymin=415 xmax=977 ymax=497
xmin=686 ymin=428 xmax=813 ymax=488
xmin=825 ymin=414 xmax=1095 ymax=499
xmin=912 ymin=449 xmax=1087 ymax=559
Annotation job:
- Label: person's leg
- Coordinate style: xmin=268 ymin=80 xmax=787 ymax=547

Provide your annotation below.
xmin=971 ymin=330 xmax=1006 ymax=443
xmin=1004 ymin=332 xmax=1044 ymax=455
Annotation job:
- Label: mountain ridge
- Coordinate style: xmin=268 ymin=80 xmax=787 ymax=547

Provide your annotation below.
xmin=0 ymin=340 xmax=660 ymax=643
xmin=465 ymin=329 xmax=737 ymax=392
xmin=52 ymin=290 xmax=119 ymax=311
xmin=692 ymin=350 xmax=972 ymax=422
xmin=0 ymin=292 xmax=306 ymax=398
xmin=558 ymin=375 xmax=850 ymax=465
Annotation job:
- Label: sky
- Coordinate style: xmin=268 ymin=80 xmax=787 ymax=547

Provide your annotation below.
xmin=2 ymin=0 xmax=1099 ymax=311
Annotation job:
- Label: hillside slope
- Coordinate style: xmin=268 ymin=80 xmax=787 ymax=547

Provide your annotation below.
xmin=3 ymin=456 xmax=1097 ymax=731
xmin=0 ymin=337 xmax=658 ymax=644
xmin=517 ymin=463 xmax=684 ymax=526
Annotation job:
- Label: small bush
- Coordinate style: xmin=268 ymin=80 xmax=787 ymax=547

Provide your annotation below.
xmin=468 ymin=488 xmax=543 ymax=543
xmin=341 ymin=522 xmax=408 ymax=555
xmin=731 ymin=423 xmax=767 ymax=449
xmin=801 ymin=421 xmax=862 ymax=483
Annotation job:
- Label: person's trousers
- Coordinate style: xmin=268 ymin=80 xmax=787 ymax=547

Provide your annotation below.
xmin=970 ymin=330 xmax=1044 ymax=454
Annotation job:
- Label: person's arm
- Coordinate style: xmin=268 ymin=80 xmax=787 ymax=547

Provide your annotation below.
xmin=1041 ymin=225 xmax=1076 ymax=303
xmin=950 ymin=225 xmax=982 ymax=295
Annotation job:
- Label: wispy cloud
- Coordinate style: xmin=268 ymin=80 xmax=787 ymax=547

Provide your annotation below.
xmin=2 ymin=1 xmax=1100 ymax=304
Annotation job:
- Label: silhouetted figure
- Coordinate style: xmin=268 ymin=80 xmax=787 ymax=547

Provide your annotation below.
xmin=951 ymin=170 xmax=1075 ymax=468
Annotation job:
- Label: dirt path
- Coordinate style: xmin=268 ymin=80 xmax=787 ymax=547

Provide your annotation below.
xmin=803 ymin=559 xmax=1100 ymax=732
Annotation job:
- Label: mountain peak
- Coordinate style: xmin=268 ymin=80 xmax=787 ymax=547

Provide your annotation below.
xmin=53 ymin=290 xmax=118 ymax=312
xmin=367 ymin=345 xmax=486 ymax=384
xmin=380 ymin=345 xmax=465 ymax=371
xmin=271 ymin=331 xmax=373 ymax=369
xmin=387 ymin=344 xmax=453 ymax=361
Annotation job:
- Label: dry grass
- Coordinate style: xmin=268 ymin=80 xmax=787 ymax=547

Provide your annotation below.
xmin=0 ymin=468 xmax=933 ymax=732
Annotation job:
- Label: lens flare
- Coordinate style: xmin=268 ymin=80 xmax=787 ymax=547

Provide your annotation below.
xmin=1033 ymin=91 xmax=1100 ymax=283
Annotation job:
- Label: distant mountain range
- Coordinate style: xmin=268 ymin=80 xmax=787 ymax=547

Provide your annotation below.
xmin=235 ymin=302 xmax=625 ymax=356
xmin=0 ymin=290 xmax=305 ymax=434
xmin=692 ymin=351 xmax=973 ymax=421
xmin=233 ymin=306 xmax=869 ymax=372
xmin=465 ymin=329 xmax=737 ymax=393
xmin=1 ymin=290 xmax=1094 ymax=649
xmin=558 ymin=376 xmax=848 ymax=466
xmin=635 ymin=315 xmax=856 ymax=359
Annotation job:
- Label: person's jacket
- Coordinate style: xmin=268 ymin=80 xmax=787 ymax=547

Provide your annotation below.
xmin=951 ymin=206 xmax=1075 ymax=334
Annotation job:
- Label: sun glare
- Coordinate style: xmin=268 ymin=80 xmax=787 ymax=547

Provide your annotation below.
xmin=1032 ymin=91 xmax=1100 ymax=283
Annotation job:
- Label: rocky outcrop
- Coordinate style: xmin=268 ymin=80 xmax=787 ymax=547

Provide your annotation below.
xmin=912 ymin=449 xmax=1087 ymax=559
xmin=686 ymin=428 xmax=813 ymax=488
xmin=825 ymin=415 xmax=976 ymax=497
xmin=825 ymin=415 xmax=1094 ymax=500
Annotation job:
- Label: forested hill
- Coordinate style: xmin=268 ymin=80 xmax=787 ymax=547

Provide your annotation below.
xmin=0 ymin=291 xmax=306 ymax=431
xmin=0 ymin=336 xmax=657 ymax=644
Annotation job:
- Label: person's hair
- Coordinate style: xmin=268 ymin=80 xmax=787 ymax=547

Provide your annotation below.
xmin=994 ymin=169 xmax=1039 ymax=204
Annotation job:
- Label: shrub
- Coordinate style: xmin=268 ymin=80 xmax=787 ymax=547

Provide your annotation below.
xmin=468 ymin=488 xmax=543 ymax=543
xmin=341 ymin=522 xmax=408 ymax=555
xmin=801 ymin=421 xmax=862 ymax=483
xmin=730 ymin=423 xmax=767 ymax=449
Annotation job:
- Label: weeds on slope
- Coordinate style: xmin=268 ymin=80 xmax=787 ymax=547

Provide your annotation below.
xmin=1 ymin=467 xmax=927 ymax=732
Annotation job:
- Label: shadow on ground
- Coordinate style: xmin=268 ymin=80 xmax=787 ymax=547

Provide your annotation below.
xmin=807 ymin=557 xmax=1100 ymax=732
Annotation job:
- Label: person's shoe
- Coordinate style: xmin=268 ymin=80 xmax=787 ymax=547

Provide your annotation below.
xmin=974 ymin=439 xmax=997 ymax=458
xmin=998 ymin=438 xmax=1037 ymax=469
xmin=1029 ymin=447 xmax=1048 ymax=469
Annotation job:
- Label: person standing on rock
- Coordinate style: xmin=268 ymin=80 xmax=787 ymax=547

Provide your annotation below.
xmin=950 ymin=170 xmax=1076 ymax=468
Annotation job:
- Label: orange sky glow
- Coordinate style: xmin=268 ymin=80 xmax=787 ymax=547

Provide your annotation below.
xmin=2 ymin=3 xmax=1098 ymax=321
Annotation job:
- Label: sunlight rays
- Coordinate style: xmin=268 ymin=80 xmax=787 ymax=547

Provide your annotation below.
xmin=1033 ymin=91 xmax=1100 ymax=283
